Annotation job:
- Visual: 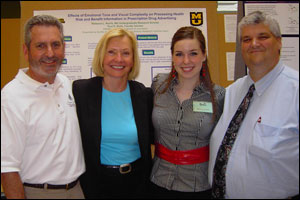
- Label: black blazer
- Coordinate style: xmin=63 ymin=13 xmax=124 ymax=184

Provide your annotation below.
xmin=72 ymin=77 xmax=153 ymax=198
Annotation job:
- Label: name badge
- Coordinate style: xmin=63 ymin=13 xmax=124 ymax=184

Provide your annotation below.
xmin=193 ymin=101 xmax=213 ymax=113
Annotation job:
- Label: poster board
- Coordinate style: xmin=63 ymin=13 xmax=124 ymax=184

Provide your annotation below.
xmin=217 ymin=13 xmax=236 ymax=87
xmin=19 ymin=1 xmax=221 ymax=86
xmin=34 ymin=8 xmax=208 ymax=87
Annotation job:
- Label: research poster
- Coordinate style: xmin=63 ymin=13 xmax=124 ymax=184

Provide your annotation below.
xmin=34 ymin=8 xmax=208 ymax=86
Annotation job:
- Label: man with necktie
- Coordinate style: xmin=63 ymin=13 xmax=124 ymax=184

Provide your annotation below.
xmin=208 ymin=11 xmax=299 ymax=199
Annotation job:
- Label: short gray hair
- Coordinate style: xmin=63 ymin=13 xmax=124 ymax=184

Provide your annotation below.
xmin=238 ymin=11 xmax=281 ymax=42
xmin=24 ymin=15 xmax=64 ymax=48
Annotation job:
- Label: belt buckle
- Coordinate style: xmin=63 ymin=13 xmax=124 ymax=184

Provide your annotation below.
xmin=119 ymin=163 xmax=131 ymax=174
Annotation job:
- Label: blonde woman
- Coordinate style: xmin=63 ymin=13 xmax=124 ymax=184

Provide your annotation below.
xmin=73 ymin=28 xmax=153 ymax=198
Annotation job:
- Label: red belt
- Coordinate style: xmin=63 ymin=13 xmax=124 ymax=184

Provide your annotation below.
xmin=155 ymin=142 xmax=209 ymax=165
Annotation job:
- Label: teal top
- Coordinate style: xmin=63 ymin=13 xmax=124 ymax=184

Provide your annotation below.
xmin=101 ymin=82 xmax=141 ymax=165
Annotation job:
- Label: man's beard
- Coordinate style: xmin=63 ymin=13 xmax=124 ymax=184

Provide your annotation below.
xmin=28 ymin=55 xmax=62 ymax=78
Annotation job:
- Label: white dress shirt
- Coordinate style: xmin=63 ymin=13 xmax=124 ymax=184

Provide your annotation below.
xmin=208 ymin=61 xmax=299 ymax=199
xmin=1 ymin=68 xmax=85 ymax=184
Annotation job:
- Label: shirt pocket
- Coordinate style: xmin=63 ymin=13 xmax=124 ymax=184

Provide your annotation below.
xmin=253 ymin=120 xmax=279 ymax=137
xmin=249 ymin=145 xmax=273 ymax=160
xmin=249 ymin=120 xmax=280 ymax=159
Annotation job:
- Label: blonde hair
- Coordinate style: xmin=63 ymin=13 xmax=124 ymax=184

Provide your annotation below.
xmin=92 ymin=28 xmax=140 ymax=80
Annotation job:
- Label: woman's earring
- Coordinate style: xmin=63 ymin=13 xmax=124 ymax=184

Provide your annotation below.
xmin=171 ymin=66 xmax=177 ymax=78
xmin=201 ymin=64 xmax=206 ymax=77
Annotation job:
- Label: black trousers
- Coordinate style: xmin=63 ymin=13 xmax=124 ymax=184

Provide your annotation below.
xmin=96 ymin=160 xmax=149 ymax=199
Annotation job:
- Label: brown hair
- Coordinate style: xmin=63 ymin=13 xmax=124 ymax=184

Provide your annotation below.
xmin=156 ymin=26 xmax=217 ymax=122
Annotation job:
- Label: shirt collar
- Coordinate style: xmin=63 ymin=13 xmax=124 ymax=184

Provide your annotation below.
xmin=247 ymin=60 xmax=284 ymax=96
xmin=16 ymin=68 xmax=63 ymax=92
xmin=169 ymin=77 xmax=210 ymax=95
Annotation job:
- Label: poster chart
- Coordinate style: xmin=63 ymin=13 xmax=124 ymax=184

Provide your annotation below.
xmin=35 ymin=8 xmax=207 ymax=86
xmin=244 ymin=2 xmax=299 ymax=71
xmin=224 ymin=14 xmax=237 ymax=43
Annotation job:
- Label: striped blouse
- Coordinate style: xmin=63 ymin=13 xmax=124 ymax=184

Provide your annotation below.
xmin=150 ymin=73 xmax=225 ymax=192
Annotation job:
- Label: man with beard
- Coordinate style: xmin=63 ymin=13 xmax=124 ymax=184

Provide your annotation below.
xmin=1 ymin=15 xmax=85 ymax=199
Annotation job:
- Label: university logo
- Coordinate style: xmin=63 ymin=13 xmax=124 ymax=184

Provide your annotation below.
xmin=190 ymin=12 xmax=203 ymax=26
